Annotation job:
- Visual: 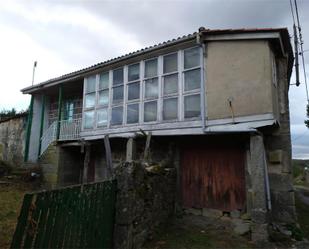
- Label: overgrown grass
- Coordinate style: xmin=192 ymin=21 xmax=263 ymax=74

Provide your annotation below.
xmin=0 ymin=184 xmax=30 ymax=249
xmin=144 ymin=218 xmax=253 ymax=249
xmin=295 ymin=193 xmax=309 ymax=240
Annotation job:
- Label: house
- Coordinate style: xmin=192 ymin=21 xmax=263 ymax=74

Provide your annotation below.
xmin=21 ymin=27 xmax=295 ymax=236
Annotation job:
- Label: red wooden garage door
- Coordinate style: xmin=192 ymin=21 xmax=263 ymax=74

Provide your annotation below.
xmin=181 ymin=145 xmax=246 ymax=211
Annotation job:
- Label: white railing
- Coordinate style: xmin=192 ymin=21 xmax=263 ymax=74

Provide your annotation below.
xmin=59 ymin=118 xmax=82 ymax=141
xmin=40 ymin=121 xmax=57 ymax=155
xmin=40 ymin=118 xmax=82 ymax=156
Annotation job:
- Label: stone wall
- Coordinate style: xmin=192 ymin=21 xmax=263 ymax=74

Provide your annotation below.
xmin=0 ymin=115 xmax=27 ymax=166
xmin=113 ymin=162 xmax=176 ymax=249
xmin=263 ymin=58 xmax=296 ymax=224
xmin=39 ymin=144 xmax=84 ymax=189
xmin=39 ymin=143 xmax=60 ymax=189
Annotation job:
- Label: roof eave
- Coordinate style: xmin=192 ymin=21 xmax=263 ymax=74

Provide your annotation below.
xmin=21 ymin=34 xmax=197 ymax=94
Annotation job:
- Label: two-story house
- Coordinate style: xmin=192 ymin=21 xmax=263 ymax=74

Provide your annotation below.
xmin=21 ymin=27 xmax=295 ymax=230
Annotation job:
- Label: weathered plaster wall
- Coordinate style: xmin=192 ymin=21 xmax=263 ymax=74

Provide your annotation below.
xmin=0 ymin=115 xmax=27 ymax=165
xmin=206 ymin=40 xmax=273 ymax=120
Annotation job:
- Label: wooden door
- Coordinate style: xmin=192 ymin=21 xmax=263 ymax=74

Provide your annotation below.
xmin=181 ymin=145 xmax=246 ymax=211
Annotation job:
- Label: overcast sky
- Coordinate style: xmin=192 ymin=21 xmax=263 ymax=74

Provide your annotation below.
xmin=0 ymin=0 xmax=308 ymax=159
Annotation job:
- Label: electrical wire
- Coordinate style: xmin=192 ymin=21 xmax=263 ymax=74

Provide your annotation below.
xmin=294 ymin=0 xmax=309 ymax=103
xmin=289 ymin=0 xmax=296 ymax=24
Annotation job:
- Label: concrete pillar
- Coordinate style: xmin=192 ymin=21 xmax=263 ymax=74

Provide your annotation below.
xmin=28 ymin=94 xmax=43 ymax=162
xmin=248 ymin=134 xmax=269 ymax=242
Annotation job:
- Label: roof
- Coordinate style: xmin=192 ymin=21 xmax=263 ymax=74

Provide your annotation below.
xmin=22 ymin=27 xmax=293 ymax=94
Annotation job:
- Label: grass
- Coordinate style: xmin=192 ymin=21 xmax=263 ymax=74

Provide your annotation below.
xmin=144 ymin=217 xmax=253 ymax=249
xmin=0 ymin=183 xmax=33 ymax=249
xmin=295 ymin=192 xmax=309 ymax=240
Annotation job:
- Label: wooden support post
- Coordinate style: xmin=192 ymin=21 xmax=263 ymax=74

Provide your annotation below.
xmin=143 ymin=132 xmax=152 ymax=161
xmin=83 ymin=145 xmax=90 ymax=184
xmin=126 ymin=137 xmax=136 ymax=162
xmin=104 ymin=135 xmax=113 ymax=177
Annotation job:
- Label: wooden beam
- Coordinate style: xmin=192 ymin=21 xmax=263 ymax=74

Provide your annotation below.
xmin=104 ymin=135 xmax=113 ymax=177
xmin=126 ymin=137 xmax=136 ymax=162
xmin=83 ymin=145 xmax=90 ymax=184
xmin=143 ymin=132 xmax=152 ymax=161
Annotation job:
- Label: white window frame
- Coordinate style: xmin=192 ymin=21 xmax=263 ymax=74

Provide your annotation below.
xmin=126 ymin=62 xmax=141 ymax=125
xmin=81 ymin=46 xmax=203 ymax=130
xmin=182 ymin=46 xmax=202 ymax=120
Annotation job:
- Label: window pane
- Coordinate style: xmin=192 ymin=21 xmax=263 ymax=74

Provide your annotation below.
xmin=184 ymin=69 xmax=201 ymax=91
xmin=128 ymin=63 xmax=140 ymax=81
xmin=84 ymin=111 xmax=94 ymax=129
xmin=145 ymin=78 xmax=158 ymax=99
xmin=128 ymin=82 xmax=140 ymax=101
xmin=184 ymin=47 xmax=200 ymax=69
xmin=99 ymin=72 xmax=109 ymax=89
xmin=145 ymin=58 xmax=157 ymax=78
xmin=164 ymin=74 xmax=178 ymax=95
xmin=113 ymin=68 xmax=123 ymax=86
xmin=127 ymin=103 xmax=139 ymax=124
xmin=111 ymin=106 xmax=123 ymax=125
xmin=163 ymin=53 xmax=177 ymax=73
xmin=97 ymin=109 xmax=108 ymax=127
xmin=163 ymin=98 xmax=178 ymax=120
xmin=98 ymin=90 xmax=109 ymax=106
xmin=184 ymin=94 xmax=200 ymax=118
xmin=85 ymin=93 xmax=95 ymax=108
xmin=86 ymin=75 xmax=96 ymax=93
xmin=63 ymin=101 xmax=74 ymax=121
xmin=144 ymin=101 xmax=157 ymax=122
xmin=113 ymin=86 xmax=123 ymax=104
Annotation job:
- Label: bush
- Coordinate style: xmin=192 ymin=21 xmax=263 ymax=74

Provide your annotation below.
xmin=0 ymin=160 xmax=13 ymax=177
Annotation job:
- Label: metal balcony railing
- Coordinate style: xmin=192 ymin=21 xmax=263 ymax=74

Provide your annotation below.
xmin=59 ymin=118 xmax=82 ymax=141
xmin=40 ymin=118 xmax=81 ymax=156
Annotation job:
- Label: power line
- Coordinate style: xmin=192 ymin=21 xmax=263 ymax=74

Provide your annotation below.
xmin=294 ymin=0 xmax=309 ymax=103
xmin=289 ymin=0 xmax=296 ymax=24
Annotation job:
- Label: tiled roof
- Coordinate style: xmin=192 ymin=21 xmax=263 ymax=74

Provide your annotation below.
xmin=22 ymin=27 xmax=292 ymax=94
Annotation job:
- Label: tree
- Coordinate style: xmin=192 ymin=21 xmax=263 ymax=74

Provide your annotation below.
xmin=0 ymin=108 xmax=28 ymax=121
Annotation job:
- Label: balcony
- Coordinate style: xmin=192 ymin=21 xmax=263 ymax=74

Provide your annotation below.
xmin=40 ymin=118 xmax=82 ymax=156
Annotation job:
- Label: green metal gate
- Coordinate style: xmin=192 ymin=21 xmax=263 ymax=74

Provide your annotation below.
xmin=11 ymin=180 xmax=117 ymax=249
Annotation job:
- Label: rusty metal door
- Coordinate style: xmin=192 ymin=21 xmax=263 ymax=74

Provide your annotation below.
xmin=181 ymin=145 xmax=246 ymax=211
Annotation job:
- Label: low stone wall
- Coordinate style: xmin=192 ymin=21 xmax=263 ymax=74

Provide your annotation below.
xmin=114 ymin=162 xmax=176 ymax=249
xmin=0 ymin=115 xmax=27 ymax=166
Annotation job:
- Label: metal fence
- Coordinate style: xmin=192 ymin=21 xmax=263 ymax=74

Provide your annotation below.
xmin=11 ymin=180 xmax=117 ymax=249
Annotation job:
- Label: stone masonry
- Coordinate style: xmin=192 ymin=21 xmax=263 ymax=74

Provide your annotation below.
xmin=113 ymin=162 xmax=176 ymax=249
xmin=0 ymin=115 xmax=27 ymax=166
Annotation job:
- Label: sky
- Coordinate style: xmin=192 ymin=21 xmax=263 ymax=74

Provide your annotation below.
xmin=0 ymin=0 xmax=308 ymax=159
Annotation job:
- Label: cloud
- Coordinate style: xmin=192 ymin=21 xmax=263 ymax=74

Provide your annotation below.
xmin=0 ymin=0 xmax=309 ymax=158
